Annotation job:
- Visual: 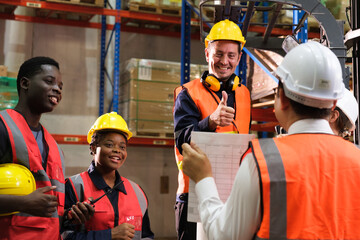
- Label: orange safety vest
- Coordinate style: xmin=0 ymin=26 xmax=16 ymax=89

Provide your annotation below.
xmin=251 ymin=134 xmax=360 ymax=240
xmin=0 ymin=109 xmax=65 ymax=240
xmin=174 ymin=79 xmax=251 ymax=194
xmin=68 ymin=172 xmax=148 ymax=240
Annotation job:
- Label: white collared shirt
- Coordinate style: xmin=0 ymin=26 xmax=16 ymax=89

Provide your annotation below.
xmin=195 ymin=119 xmax=334 ymax=240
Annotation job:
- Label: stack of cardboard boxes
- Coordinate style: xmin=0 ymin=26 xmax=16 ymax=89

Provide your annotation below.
xmin=119 ymin=58 xmax=206 ymax=138
xmin=127 ymin=0 xmax=181 ymax=16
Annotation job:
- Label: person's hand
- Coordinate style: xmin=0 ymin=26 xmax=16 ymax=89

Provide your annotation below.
xmin=111 ymin=223 xmax=135 ymax=240
xmin=20 ymin=186 xmax=58 ymax=217
xmin=209 ymin=91 xmax=235 ymax=130
xmin=67 ymin=198 xmax=95 ymax=224
xmin=182 ymin=142 xmax=213 ymax=183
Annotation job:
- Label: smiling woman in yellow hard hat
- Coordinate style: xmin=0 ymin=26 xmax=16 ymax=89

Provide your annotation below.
xmin=62 ymin=112 xmax=154 ymax=240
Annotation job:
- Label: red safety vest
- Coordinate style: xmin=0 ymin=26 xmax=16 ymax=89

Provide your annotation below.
xmin=68 ymin=172 xmax=148 ymax=240
xmin=174 ymin=78 xmax=251 ymax=193
xmin=0 ymin=109 xmax=65 ymax=240
xmin=251 ymin=134 xmax=360 ymax=240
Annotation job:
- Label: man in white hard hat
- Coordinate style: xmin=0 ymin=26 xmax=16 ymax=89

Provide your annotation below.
xmin=329 ymin=88 xmax=359 ymax=139
xmin=181 ymin=41 xmax=360 ymax=240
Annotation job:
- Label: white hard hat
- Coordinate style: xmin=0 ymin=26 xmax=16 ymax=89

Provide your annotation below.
xmin=336 ymin=88 xmax=359 ymax=131
xmin=275 ymin=41 xmax=345 ymax=108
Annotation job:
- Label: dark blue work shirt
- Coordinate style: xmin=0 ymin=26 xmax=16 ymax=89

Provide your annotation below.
xmin=63 ymin=161 xmax=154 ymax=240
xmin=173 ymin=86 xmax=235 ymax=154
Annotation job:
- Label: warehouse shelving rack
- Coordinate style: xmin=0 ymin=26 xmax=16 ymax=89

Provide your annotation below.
xmin=0 ymin=0 xmax=358 ymax=145
xmin=0 ymin=0 xmax=185 ymax=146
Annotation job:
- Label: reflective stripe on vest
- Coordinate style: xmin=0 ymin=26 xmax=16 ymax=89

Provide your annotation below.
xmin=173 ymin=79 xmax=251 ymax=194
xmin=0 ymin=109 xmax=65 ymax=240
xmin=0 ymin=110 xmax=29 ymax=165
xmin=69 ymin=173 xmax=84 ymax=201
xmin=128 ymin=180 xmax=147 ymax=216
xmin=252 ymin=134 xmax=360 ymax=240
xmin=69 ymin=172 xmax=147 ymax=240
xmin=253 ymin=139 xmax=287 ymax=240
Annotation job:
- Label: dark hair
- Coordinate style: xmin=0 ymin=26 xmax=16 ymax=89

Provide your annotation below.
xmin=89 ymin=129 xmax=128 ymax=155
xmin=277 ymin=81 xmax=332 ymax=119
xmin=333 ymin=106 xmax=353 ymax=137
xmin=17 ymin=56 xmax=60 ymax=94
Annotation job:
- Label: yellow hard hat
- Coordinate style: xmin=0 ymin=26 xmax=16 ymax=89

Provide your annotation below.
xmin=205 ymin=19 xmax=246 ymax=49
xmin=87 ymin=112 xmax=133 ymax=143
xmin=0 ymin=163 xmax=36 ymax=216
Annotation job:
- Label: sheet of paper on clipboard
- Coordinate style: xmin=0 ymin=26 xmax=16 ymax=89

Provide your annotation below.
xmin=187 ymin=132 xmax=255 ymax=223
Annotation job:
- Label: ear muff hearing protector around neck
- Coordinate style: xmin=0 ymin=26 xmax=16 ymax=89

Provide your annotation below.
xmin=201 ymin=71 xmax=240 ymax=92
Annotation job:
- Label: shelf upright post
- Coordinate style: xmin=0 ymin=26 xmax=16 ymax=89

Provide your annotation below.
xmin=112 ymin=0 xmax=121 ymax=113
xmin=263 ymin=1 xmax=269 ymax=23
xmin=181 ymin=0 xmax=192 ymax=85
xmin=293 ymin=8 xmax=308 ymax=43
xmin=351 ymin=0 xmax=360 ymax=145
xmin=99 ymin=0 xmax=108 ymax=116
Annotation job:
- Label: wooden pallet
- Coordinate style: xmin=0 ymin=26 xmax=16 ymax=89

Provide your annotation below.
xmin=46 ymin=0 xmax=104 ymax=8
xmin=132 ymin=131 xmax=173 ymax=138
xmin=35 ymin=8 xmax=95 ymax=21
xmin=128 ymin=119 xmax=174 ymax=139
xmin=128 ymin=3 xmax=181 ymax=16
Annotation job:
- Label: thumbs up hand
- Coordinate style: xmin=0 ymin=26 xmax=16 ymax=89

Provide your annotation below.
xmin=209 ymin=91 xmax=235 ymax=130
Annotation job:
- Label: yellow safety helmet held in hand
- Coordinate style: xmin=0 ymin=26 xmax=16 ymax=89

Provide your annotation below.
xmin=0 ymin=163 xmax=36 ymax=216
xmin=87 ymin=112 xmax=133 ymax=143
xmin=205 ymin=19 xmax=246 ymax=49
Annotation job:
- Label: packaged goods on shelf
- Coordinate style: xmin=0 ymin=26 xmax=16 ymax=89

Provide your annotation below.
xmin=127 ymin=0 xmax=180 ymax=16
xmin=119 ymin=58 xmax=207 ymax=138
xmin=119 ymin=100 xmax=174 ymax=138
xmin=279 ymin=0 xmax=349 ymax=32
xmin=127 ymin=0 xmax=158 ymax=6
xmin=0 ymin=65 xmax=7 ymax=77
xmin=0 ymin=77 xmax=18 ymax=111
xmin=159 ymin=0 xmax=181 ymax=8
xmin=46 ymin=0 xmax=104 ymax=7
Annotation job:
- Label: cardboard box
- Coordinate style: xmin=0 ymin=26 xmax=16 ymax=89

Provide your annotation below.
xmin=119 ymin=100 xmax=174 ymax=137
xmin=120 ymin=79 xmax=177 ymax=103
xmin=120 ymin=99 xmax=173 ymax=122
xmin=0 ymin=65 xmax=7 ymax=77
xmin=127 ymin=119 xmax=174 ymax=138
xmin=120 ymin=58 xmax=207 ymax=138
xmin=7 ymin=72 xmax=18 ymax=79
xmin=128 ymin=0 xmax=158 ymax=6
xmin=122 ymin=58 xmax=204 ymax=84
xmin=159 ymin=0 xmax=181 ymax=8
xmin=46 ymin=0 xmax=104 ymax=7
